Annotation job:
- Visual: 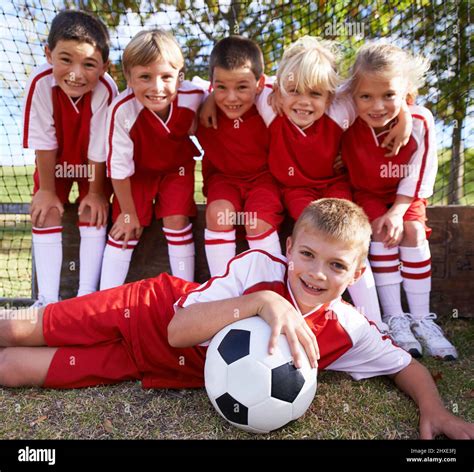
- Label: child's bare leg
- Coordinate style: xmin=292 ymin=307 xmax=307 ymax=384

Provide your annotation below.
xmin=0 ymin=307 xmax=46 ymax=346
xmin=0 ymin=346 xmax=56 ymax=387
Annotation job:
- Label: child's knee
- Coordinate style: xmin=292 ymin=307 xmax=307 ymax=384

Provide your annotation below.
xmin=41 ymin=207 xmax=63 ymax=228
xmin=162 ymin=214 xmax=189 ymax=230
xmin=206 ymin=200 xmax=235 ymax=230
xmin=0 ymin=348 xmax=19 ymax=387
xmin=402 ymin=221 xmax=426 ymax=246
xmin=245 ymin=219 xmax=271 ymax=236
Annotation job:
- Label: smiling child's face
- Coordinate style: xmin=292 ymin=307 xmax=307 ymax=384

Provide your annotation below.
xmin=286 ymin=226 xmax=364 ymax=314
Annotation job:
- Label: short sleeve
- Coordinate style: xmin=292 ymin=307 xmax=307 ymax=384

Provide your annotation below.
xmin=22 ymin=66 xmax=57 ymax=150
xmin=255 ymin=83 xmax=277 ymax=127
xmin=397 ymin=106 xmax=438 ymax=199
xmin=88 ymin=74 xmax=118 ymax=163
xmin=326 ymin=321 xmax=412 ymax=380
xmin=106 ymin=91 xmax=137 ymax=179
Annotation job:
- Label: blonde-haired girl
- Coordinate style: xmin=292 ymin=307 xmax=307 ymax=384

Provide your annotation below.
xmin=341 ymin=42 xmax=457 ymax=360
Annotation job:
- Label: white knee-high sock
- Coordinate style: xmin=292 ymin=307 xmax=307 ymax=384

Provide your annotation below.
xmin=205 ymin=228 xmax=236 ymax=277
xmin=246 ymin=228 xmax=282 ymax=255
xmin=347 ymin=261 xmax=384 ymax=329
xmin=163 ymin=223 xmax=195 ymax=282
xmin=99 ymin=235 xmax=138 ymax=290
xmin=78 ymin=224 xmax=107 ymax=296
xmin=369 ymin=242 xmax=404 ymax=319
xmin=32 ymin=226 xmax=63 ymax=303
xmin=399 ymin=241 xmax=432 ymax=319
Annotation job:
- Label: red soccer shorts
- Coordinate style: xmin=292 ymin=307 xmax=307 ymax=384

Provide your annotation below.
xmin=112 ymin=166 xmax=197 ymax=227
xmin=42 ymin=273 xmax=206 ymax=389
xmin=204 ymin=172 xmax=284 ymax=229
xmin=282 ymin=180 xmax=353 ymax=221
xmin=355 ymin=192 xmax=431 ymax=237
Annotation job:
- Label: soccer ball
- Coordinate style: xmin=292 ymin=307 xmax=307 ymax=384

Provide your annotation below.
xmin=205 ymin=316 xmax=317 ymax=433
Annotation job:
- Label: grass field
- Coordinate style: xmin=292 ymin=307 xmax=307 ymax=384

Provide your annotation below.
xmin=0 ymin=157 xmax=473 ymax=439
xmin=0 ymin=316 xmax=471 ymax=439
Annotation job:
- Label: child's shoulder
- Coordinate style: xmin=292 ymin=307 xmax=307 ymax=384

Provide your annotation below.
xmin=409 ymin=104 xmax=435 ymax=124
xmin=97 ymin=72 xmax=118 ymax=98
xmin=176 ymin=79 xmax=205 ymax=112
xmin=109 ymin=87 xmax=140 ymax=113
xmin=25 ymin=63 xmax=54 ymax=92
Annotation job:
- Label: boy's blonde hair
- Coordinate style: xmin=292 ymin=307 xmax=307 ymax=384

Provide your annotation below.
xmin=292 ymin=198 xmax=372 ymax=266
xmin=347 ymin=42 xmax=430 ymax=104
xmin=276 ymin=36 xmax=341 ymax=96
xmin=122 ymin=29 xmax=184 ymax=77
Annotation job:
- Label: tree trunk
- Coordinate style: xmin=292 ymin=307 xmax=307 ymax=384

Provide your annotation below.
xmin=448 ymin=117 xmax=464 ymax=204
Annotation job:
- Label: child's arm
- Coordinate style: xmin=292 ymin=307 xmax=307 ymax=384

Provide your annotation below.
xmin=199 ymin=92 xmax=218 ymax=129
xmin=77 ymin=160 xmax=109 ymax=228
xmin=169 ymin=290 xmax=319 ymax=369
xmin=109 ymin=177 xmax=142 ymax=248
xmin=30 ymin=149 xmax=64 ymax=227
xmin=390 ymin=359 xmax=474 ymax=439
xmin=381 ymin=101 xmax=413 ymax=157
xmin=374 ymin=194 xmax=413 ymax=248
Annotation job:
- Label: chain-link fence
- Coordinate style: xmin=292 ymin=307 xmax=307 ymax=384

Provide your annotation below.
xmin=0 ymin=0 xmax=472 ymax=299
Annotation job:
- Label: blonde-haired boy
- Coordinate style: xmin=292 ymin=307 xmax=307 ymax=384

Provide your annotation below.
xmin=100 ymin=29 xmax=205 ymax=288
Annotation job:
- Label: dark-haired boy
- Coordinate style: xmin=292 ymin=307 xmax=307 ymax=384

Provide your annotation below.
xmin=23 ymin=10 xmax=118 ymax=305
xmin=194 ymin=36 xmax=284 ymax=277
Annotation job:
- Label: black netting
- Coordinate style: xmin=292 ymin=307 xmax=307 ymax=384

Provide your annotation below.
xmin=0 ymin=0 xmax=472 ymax=299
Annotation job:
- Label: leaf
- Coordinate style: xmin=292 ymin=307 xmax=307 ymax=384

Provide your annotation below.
xmin=430 ymin=371 xmax=443 ymax=383
xmin=30 ymin=415 xmax=47 ymax=427
xmin=103 ymin=419 xmax=114 ymax=433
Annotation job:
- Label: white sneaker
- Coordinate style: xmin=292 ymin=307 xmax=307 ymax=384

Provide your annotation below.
xmin=410 ymin=313 xmax=458 ymax=361
xmin=384 ymin=314 xmax=422 ymax=358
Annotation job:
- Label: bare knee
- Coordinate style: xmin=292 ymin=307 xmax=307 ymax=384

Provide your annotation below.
xmin=0 ymin=348 xmax=21 ymax=387
xmin=162 ymin=214 xmax=189 ymax=230
xmin=206 ymin=200 xmax=235 ymax=231
xmin=0 ymin=308 xmax=43 ymax=346
xmin=401 ymin=221 xmax=426 ymax=247
xmin=245 ymin=219 xmax=271 ymax=236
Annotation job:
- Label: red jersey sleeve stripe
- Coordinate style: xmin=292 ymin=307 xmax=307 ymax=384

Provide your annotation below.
xmin=23 ymin=68 xmax=53 ymax=148
xmin=107 ymin=93 xmax=135 ymax=178
xmin=178 ymin=89 xmax=205 ymax=95
xmin=176 ymin=249 xmax=287 ymax=308
xmin=99 ymin=76 xmax=114 ymax=105
xmin=412 ymin=114 xmax=430 ymax=198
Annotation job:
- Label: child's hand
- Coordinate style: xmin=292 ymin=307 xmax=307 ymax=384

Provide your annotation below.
xmin=257 ymin=291 xmax=319 ymax=369
xmin=268 ymin=85 xmax=284 ymax=116
xmin=30 ymin=189 xmax=64 ymax=227
xmin=381 ymin=109 xmax=413 ymax=157
xmin=78 ymin=192 xmax=109 ymax=229
xmin=109 ymin=211 xmax=142 ymax=249
xmin=373 ymin=212 xmax=404 ymax=248
xmin=420 ymin=409 xmax=474 ymax=439
xmin=199 ymin=93 xmax=218 ymax=129
xmin=333 ymin=153 xmax=346 ymax=175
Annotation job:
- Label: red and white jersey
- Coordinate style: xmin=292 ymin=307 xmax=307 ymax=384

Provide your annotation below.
xmin=106 ymin=80 xmax=204 ymax=179
xmin=256 ymin=84 xmax=356 ymax=188
xmin=23 ymin=63 xmax=118 ymax=164
xmin=175 ymin=249 xmax=411 ymax=380
xmin=193 ymin=76 xmax=270 ymax=182
xmin=342 ymin=105 xmax=437 ymax=200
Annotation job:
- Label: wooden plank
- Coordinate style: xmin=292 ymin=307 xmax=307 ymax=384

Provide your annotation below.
xmin=6 ymin=203 xmax=474 ymax=318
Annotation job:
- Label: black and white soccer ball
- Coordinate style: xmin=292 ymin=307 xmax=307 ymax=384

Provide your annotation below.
xmin=205 ymin=316 xmax=317 ymax=433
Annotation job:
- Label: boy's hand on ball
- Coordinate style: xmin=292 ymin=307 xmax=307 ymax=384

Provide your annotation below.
xmin=257 ymin=291 xmax=319 ymax=369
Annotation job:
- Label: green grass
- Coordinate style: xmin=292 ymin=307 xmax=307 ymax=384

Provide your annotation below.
xmin=0 ymin=315 xmax=471 ymax=439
